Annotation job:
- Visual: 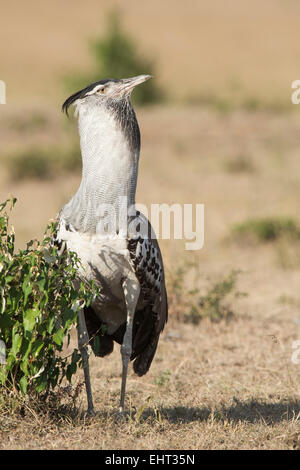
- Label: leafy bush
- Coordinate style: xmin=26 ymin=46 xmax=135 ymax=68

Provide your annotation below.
xmin=154 ymin=369 xmax=171 ymax=388
xmin=9 ymin=112 xmax=48 ymax=133
xmin=7 ymin=144 xmax=81 ymax=181
xmin=165 ymin=264 xmax=188 ymax=320
xmin=225 ymin=154 xmax=255 ymax=174
xmin=184 ymin=271 xmax=244 ymax=325
xmin=65 ymin=11 xmax=163 ymax=105
xmin=8 ymin=148 xmax=54 ymax=180
xmin=0 ymin=198 xmax=98 ymax=395
xmin=232 ymin=217 xmax=300 ymax=242
xmin=166 ymin=263 xmax=243 ymax=325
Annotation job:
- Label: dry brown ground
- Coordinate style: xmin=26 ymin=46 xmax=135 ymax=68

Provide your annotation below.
xmin=0 ymin=105 xmax=300 ymax=449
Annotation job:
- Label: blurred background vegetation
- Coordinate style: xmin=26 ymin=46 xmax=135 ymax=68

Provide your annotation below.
xmin=64 ymin=10 xmax=164 ymax=105
xmin=3 ymin=0 xmax=300 ymax=108
xmin=1 ymin=0 xmax=300 ymax=271
xmin=0 ymin=0 xmax=300 ymax=269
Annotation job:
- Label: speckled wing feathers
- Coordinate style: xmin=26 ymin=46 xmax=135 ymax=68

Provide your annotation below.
xmin=127 ymin=219 xmax=168 ymax=375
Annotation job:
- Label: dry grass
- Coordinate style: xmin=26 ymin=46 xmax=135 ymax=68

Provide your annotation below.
xmin=1 ymin=315 xmax=300 ymax=450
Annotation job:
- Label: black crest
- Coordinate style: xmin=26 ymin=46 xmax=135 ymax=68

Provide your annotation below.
xmin=62 ymin=79 xmax=117 ymax=117
xmin=62 ymin=79 xmax=140 ymax=152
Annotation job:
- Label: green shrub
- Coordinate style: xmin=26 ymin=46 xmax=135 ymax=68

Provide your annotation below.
xmin=225 ymin=154 xmax=255 ymax=174
xmin=0 ymin=198 xmax=98 ymax=395
xmin=232 ymin=217 xmax=300 ymax=242
xmin=8 ymin=148 xmax=54 ymax=180
xmin=166 ymin=262 xmax=244 ymax=324
xmin=9 ymin=112 xmax=48 ymax=133
xmin=154 ymin=369 xmax=171 ymax=388
xmin=7 ymin=144 xmax=81 ymax=181
xmin=65 ymin=11 xmax=164 ymax=105
xmin=184 ymin=271 xmax=244 ymax=325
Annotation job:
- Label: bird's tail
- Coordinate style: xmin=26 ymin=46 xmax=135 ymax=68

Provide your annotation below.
xmin=133 ymin=337 xmax=159 ymax=376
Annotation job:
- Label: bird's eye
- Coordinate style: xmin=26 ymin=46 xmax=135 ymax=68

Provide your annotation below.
xmin=97 ymin=87 xmax=106 ymax=94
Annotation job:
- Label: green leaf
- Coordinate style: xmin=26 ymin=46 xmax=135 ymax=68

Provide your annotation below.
xmin=93 ymin=335 xmax=100 ymax=355
xmin=0 ymin=312 xmax=13 ymax=329
xmin=53 ymin=328 xmax=65 ymax=347
xmin=0 ymin=366 xmax=7 ymax=385
xmin=11 ymin=330 xmax=22 ymax=358
xmin=36 ymin=275 xmax=46 ymax=291
xmin=20 ymin=357 xmax=29 ymax=375
xmin=22 ymin=273 xmax=33 ymax=306
xmin=8 ymin=286 xmax=23 ymax=311
xmin=19 ymin=376 xmax=28 ymax=395
xmin=66 ymin=362 xmax=77 ymax=382
xmin=4 ymin=275 xmax=15 ymax=284
xmin=23 ymin=308 xmax=37 ymax=333
xmin=34 ymin=372 xmax=48 ymax=393
xmin=62 ymin=306 xmax=77 ymax=329
xmin=31 ymin=338 xmax=44 ymax=358
xmin=46 ymin=314 xmax=55 ymax=334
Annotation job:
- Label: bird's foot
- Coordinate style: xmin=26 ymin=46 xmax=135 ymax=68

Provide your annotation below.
xmin=109 ymin=406 xmax=129 ymax=422
xmin=87 ymin=407 xmax=96 ymax=417
xmin=80 ymin=407 xmax=96 ymax=419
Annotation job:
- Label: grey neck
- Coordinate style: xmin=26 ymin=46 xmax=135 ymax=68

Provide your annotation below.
xmin=61 ymin=99 xmax=140 ymax=233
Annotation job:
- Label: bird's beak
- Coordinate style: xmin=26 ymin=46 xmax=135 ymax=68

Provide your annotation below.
xmin=119 ymin=75 xmax=152 ymax=94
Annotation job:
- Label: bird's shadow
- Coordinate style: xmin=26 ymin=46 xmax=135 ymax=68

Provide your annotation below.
xmin=49 ymin=397 xmax=300 ymax=427
xmin=156 ymin=398 xmax=300 ymax=425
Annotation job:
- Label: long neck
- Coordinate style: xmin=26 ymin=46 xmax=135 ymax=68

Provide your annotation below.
xmin=62 ymin=101 xmax=140 ymax=232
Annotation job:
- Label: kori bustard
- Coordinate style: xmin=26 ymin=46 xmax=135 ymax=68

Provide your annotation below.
xmin=56 ymin=75 xmax=168 ymax=415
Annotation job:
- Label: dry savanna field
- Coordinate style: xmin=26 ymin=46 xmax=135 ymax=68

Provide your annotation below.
xmin=1 ymin=0 xmax=300 ymax=450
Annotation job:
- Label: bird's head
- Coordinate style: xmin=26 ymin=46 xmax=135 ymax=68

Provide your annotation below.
xmin=62 ymin=74 xmax=152 ymax=117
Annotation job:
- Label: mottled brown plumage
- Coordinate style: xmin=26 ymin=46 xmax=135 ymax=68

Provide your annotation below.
xmin=84 ymin=230 xmax=168 ymax=377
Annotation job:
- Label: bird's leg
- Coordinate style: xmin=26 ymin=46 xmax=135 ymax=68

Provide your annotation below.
xmin=120 ymin=277 xmax=140 ymax=413
xmin=77 ymin=309 xmax=95 ymax=416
